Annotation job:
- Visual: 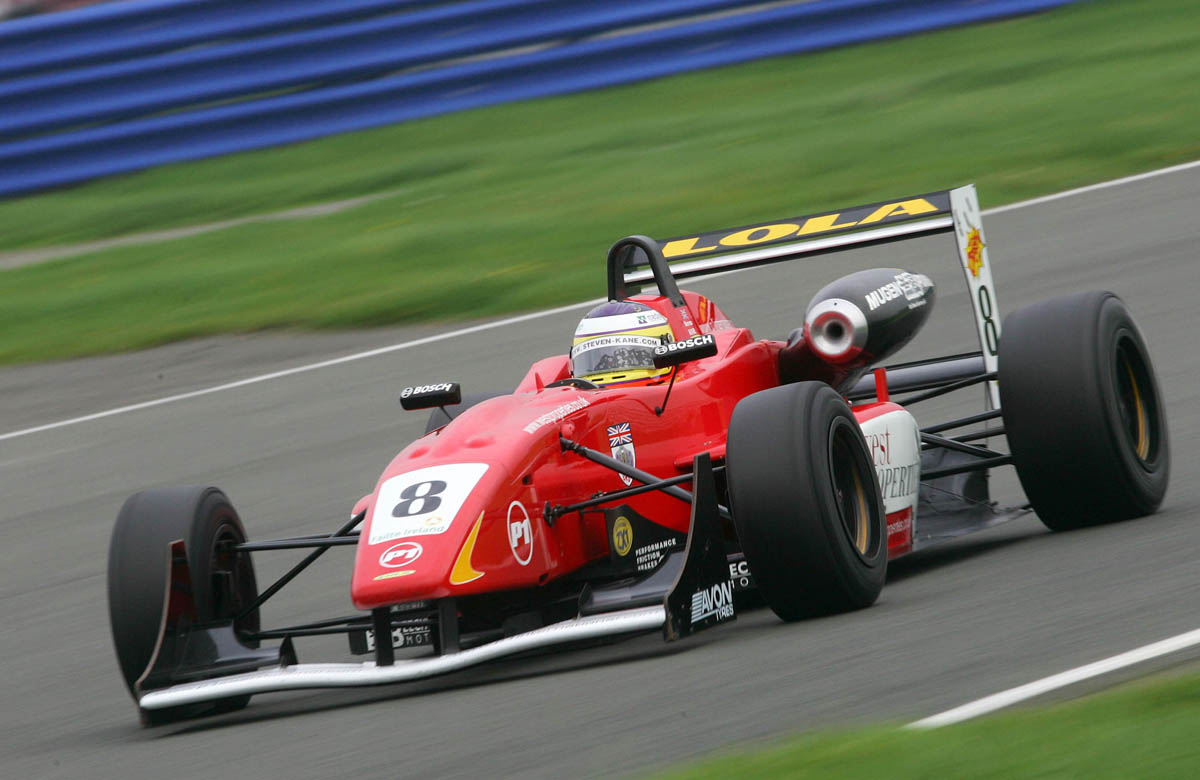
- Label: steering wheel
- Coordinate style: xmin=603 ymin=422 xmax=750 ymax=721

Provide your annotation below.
xmin=545 ymin=378 xmax=602 ymax=390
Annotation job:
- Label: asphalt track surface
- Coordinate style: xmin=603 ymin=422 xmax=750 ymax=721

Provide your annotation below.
xmin=2 ymin=167 xmax=1198 ymax=778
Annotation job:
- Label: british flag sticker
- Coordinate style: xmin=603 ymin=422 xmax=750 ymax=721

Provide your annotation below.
xmin=607 ymin=422 xmax=636 ymax=486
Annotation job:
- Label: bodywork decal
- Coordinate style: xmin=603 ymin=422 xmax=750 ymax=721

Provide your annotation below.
xmin=950 ymin=184 xmax=1001 ymax=409
xmin=659 ymin=192 xmax=951 ymax=260
xmin=368 ymin=463 xmax=489 ymax=545
xmin=607 ymin=422 xmax=636 ymax=486
xmin=523 ymin=398 xmax=590 ymax=434
xmin=449 ymin=512 xmax=486 ymax=585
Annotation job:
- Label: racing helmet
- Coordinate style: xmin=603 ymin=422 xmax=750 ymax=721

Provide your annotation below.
xmin=570 ymin=301 xmax=674 ymax=387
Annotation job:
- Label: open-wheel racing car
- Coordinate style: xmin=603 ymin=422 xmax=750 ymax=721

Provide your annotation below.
xmin=108 ymin=185 xmax=1170 ymax=724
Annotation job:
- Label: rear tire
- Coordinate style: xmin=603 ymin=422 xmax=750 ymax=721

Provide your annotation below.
xmin=999 ymin=291 xmax=1169 ymax=530
xmin=726 ymin=382 xmax=887 ymax=620
xmin=107 ymin=486 xmax=260 ymax=724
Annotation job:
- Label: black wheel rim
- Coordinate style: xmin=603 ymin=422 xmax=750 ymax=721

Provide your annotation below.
xmin=1114 ymin=333 xmax=1159 ymax=468
xmin=208 ymin=517 xmax=259 ymax=635
xmin=829 ymin=421 xmax=878 ymax=560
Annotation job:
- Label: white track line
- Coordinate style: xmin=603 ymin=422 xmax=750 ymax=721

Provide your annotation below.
xmin=3 ymin=159 xmax=1196 ymax=442
xmin=908 ymin=627 xmax=1200 ymax=728
xmin=985 ymin=159 xmax=1200 ymax=214
xmin=0 ymin=299 xmax=603 ymax=442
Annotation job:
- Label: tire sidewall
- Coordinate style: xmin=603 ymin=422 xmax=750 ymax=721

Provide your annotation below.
xmin=1088 ymin=299 xmax=1169 ymax=512
xmin=188 ymin=490 xmax=259 ymax=637
xmin=999 ymin=291 xmax=1169 ymax=527
xmin=108 ymin=486 xmax=258 ymax=696
xmin=815 ymin=410 xmax=888 ymax=587
xmin=727 ymin=382 xmax=886 ymax=619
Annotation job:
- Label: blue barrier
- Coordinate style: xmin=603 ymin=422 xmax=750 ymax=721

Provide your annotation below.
xmin=0 ymin=0 xmax=1080 ymax=199
xmin=0 ymin=0 xmax=450 ymax=80
xmin=0 ymin=0 xmax=758 ymax=140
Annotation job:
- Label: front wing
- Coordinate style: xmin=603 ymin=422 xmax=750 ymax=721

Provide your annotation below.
xmin=140 ymin=605 xmax=666 ymax=710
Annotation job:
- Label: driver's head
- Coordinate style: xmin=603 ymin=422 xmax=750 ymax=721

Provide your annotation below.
xmin=570 ymin=301 xmax=673 ymax=387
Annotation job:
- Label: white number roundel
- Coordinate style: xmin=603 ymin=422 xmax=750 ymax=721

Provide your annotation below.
xmin=368 ymin=463 xmax=489 ymax=545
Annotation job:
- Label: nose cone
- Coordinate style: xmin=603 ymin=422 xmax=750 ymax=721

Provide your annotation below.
xmin=350 ymin=388 xmax=591 ymax=609
xmin=352 ymin=462 xmax=493 ymax=608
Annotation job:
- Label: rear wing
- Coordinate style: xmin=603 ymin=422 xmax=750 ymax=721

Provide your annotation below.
xmin=606 ymin=184 xmax=1000 ymax=407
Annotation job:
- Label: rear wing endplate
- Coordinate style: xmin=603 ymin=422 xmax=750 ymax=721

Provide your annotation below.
xmin=606 ymin=184 xmax=1000 ymax=407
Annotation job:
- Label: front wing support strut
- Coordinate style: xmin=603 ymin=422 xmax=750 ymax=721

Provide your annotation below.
xmin=235 ymin=510 xmax=365 ymax=622
xmin=558 ymin=435 xmax=732 ymax=521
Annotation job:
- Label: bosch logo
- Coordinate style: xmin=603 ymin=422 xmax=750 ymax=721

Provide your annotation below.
xmin=379 ymin=541 xmax=423 ymax=568
xmin=653 ymin=334 xmax=714 ymax=356
xmin=401 ymin=383 xmax=454 ymax=399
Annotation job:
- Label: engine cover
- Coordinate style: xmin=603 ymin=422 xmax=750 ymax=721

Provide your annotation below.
xmin=779 ymin=268 xmax=935 ymax=389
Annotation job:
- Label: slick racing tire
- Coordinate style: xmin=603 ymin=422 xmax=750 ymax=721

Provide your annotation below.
xmin=424 ymin=391 xmax=507 ymax=435
xmin=107 ymin=486 xmax=260 ymax=724
xmin=726 ymin=382 xmax=887 ymax=621
xmin=999 ymin=291 xmax=1169 ymax=531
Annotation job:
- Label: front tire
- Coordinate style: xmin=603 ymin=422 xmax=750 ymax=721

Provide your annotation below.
xmin=998 ymin=291 xmax=1169 ymax=530
xmin=726 ymin=382 xmax=887 ymax=620
xmin=107 ymin=486 xmax=260 ymax=724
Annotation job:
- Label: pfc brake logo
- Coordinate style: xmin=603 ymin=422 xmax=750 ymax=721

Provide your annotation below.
xmin=379 ymin=541 xmax=423 ymax=568
xmin=611 ymin=516 xmax=633 ymax=557
xmin=653 ymin=334 xmax=714 ymax=356
xmin=401 ymin=383 xmax=455 ymax=399
xmin=690 ymin=581 xmax=734 ymax=623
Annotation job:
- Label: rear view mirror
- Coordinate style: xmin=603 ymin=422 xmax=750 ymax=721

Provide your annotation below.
xmin=400 ymin=382 xmax=462 ymax=410
xmin=653 ymin=334 xmax=717 ymax=369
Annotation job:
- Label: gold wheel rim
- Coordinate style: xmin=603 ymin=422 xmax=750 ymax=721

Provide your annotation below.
xmin=851 ymin=466 xmax=869 ymax=555
xmin=1124 ymin=357 xmax=1150 ymax=461
xmin=832 ymin=423 xmax=874 ymax=558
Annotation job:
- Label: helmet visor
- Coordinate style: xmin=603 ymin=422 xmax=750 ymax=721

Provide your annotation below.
xmin=570 ymin=334 xmax=663 ymax=377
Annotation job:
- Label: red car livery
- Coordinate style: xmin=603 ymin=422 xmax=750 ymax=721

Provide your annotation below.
xmin=106 ymin=185 xmax=1169 ymax=724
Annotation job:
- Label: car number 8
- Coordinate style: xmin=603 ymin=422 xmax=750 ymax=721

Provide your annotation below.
xmin=393 ymin=480 xmax=447 ymax=517
xmin=978 ymin=285 xmax=999 ymax=356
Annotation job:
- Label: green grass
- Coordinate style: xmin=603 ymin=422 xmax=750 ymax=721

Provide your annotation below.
xmin=1 ymin=0 xmax=1198 ymax=364
xmin=658 ymin=671 xmax=1200 ymax=779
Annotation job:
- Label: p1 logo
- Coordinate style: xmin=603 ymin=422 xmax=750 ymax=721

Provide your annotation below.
xmin=379 ymin=541 xmax=422 ymax=568
xmin=507 ymin=501 xmax=534 ymax=566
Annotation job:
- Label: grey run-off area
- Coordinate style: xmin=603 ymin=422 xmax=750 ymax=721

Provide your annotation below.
xmin=1 ymin=167 xmax=1198 ymax=778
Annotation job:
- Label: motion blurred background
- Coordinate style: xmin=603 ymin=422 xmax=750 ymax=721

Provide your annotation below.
xmin=0 ymin=0 xmax=104 ymax=21
xmin=0 ymin=0 xmax=1195 ymax=366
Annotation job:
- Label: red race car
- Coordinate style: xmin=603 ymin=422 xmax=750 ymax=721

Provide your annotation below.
xmin=108 ymin=185 xmax=1169 ymax=724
